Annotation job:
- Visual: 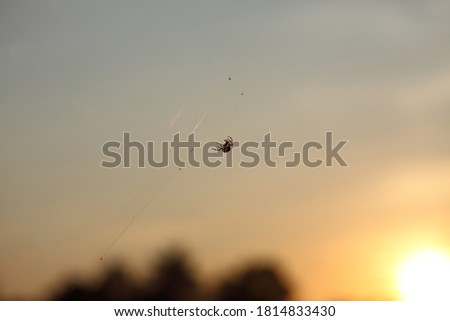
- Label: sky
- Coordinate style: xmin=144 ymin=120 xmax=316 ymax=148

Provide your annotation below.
xmin=1 ymin=0 xmax=450 ymax=300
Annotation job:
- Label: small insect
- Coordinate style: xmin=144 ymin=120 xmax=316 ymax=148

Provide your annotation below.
xmin=215 ymin=136 xmax=234 ymax=153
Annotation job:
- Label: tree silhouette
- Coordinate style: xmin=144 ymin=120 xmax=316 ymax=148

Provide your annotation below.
xmin=93 ymin=264 xmax=137 ymax=300
xmin=138 ymin=249 xmax=199 ymax=300
xmin=50 ymin=248 xmax=292 ymax=301
xmin=214 ymin=264 xmax=290 ymax=300
xmin=52 ymin=263 xmax=137 ymax=300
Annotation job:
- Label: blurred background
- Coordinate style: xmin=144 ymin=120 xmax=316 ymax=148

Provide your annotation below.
xmin=1 ymin=0 xmax=450 ymax=300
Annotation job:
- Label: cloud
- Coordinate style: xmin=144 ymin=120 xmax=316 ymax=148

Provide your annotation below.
xmin=396 ymin=68 xmax=450 ymax=114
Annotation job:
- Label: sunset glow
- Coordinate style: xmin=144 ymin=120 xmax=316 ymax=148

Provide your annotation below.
xmin=397 ymin=250 xmax=450 ymax=301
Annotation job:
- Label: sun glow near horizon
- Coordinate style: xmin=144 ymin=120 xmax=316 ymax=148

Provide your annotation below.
xmin=397 ymin=249 xmax=450 ymax=302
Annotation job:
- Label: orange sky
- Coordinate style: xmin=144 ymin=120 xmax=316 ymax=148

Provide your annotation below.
xmin=1 ymin=1 xmax=450 ymax=300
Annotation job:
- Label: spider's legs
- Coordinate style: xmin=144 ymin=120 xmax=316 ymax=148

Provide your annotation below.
xmin=213 ymin=143 xmax=223 ymax=152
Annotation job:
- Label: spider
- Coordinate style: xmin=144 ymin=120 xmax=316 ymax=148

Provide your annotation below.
xmin=214 ymin=136 xmax=233 ymax=153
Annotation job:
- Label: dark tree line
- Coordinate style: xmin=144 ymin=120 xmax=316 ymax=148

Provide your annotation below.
xmin=51 ymin=248 xmax=291 ymax=300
